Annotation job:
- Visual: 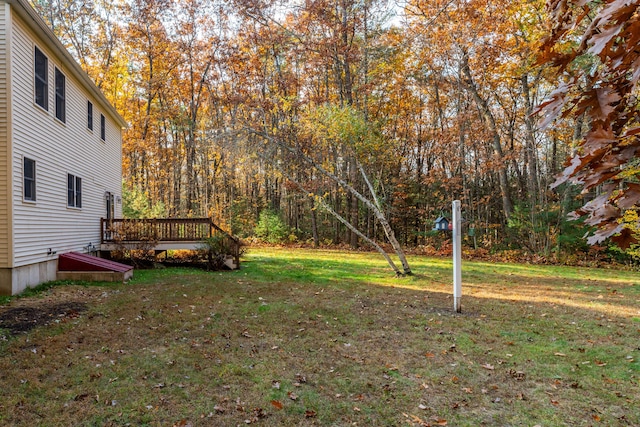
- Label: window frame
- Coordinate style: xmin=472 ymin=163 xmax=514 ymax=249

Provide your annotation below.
xmin=23 ymin=157 xmax=36 ymax=202
xmin=87 ymin=100 xmax=93 ymax=131
xmin=67 ymin=173 xmax=82 ymax=208
xmin=34 ymin=47 xmax=48 ymax=111
xmin=100 ymin=113 xmax=106 ymax=141
xmin=55 ymin=67 xmax=66 ymax=123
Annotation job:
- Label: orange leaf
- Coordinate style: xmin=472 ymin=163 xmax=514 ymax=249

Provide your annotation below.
xmin=270 ymin=400 xmax=283 ymax=410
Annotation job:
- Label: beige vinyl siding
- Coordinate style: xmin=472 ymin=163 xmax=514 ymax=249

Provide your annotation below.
xmin=10 ymin=13 xmax=122 ymax=268
xmin=0 ymin=3 xmax=12 ymax=268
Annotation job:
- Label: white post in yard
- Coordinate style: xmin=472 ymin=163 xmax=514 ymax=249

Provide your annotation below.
xmin=452 ymin=200 xmax=462 ymax=313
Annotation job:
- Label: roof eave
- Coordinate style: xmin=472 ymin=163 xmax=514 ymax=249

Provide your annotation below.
xmin=7 ymin=0 xmax=127 ymax=129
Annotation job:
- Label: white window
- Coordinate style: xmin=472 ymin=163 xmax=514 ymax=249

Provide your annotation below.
xmin=87 ymin=101 xmax=93 ymax=131
xmin=100 ymin=113 xmax=106 ymax=141
xmin=67 ymin=174 xmax=82 ymax=208
xmin=34 ymin=47 xmax=48 ymax=110
xmin=55 ymin=68 xmax=66 ymax=122
xmin=24 ymin=158 xmax=36 ymax=201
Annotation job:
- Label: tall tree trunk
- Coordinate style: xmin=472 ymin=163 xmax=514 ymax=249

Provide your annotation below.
xmin=521 ymin=73 xmax=540 ymax=203
xmin=340 ymin=0 xmax=353 ymax=106
xmin=310 ymin=198 xmax=319 ymax=248
xmin=349 ymin=157 xmax=359 ymax=248
xmin=461 ymin=52 xmax=513 ymax=221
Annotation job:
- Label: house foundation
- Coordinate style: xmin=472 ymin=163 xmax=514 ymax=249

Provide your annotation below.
xmin=0 ymin=260 xmax=57 ymax=296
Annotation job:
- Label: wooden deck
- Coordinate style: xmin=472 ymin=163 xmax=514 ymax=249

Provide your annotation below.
xmin=100 ymin=218 xmax=241 ymax=266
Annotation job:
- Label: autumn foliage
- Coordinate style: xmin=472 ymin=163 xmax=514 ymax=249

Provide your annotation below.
xmin=537 ymin=0 xmax=640 ymax=247
xmin=28 ymin=0 xmax=640 ymax=261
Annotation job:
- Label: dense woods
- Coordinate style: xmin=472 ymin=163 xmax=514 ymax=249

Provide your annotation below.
xmin=31 ymin=0 xmax=640 ymax=262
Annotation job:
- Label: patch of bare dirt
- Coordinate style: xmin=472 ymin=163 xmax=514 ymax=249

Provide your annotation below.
xmin=0 ymin=302 xmax=87 ymax=335
xmin=0 ymin=286 xmax=102 ymax=336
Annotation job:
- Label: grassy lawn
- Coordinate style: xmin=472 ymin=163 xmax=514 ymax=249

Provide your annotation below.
xmin=1 ymin=247 xmax=639 ymax=426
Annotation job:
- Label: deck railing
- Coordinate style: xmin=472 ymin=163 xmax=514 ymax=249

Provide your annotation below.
xmin=100 ymin=217 xmax=241 ymax=261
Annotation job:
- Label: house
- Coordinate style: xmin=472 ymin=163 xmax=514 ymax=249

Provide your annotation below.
xmin=0 ymin=0 xmax=127 ymax=295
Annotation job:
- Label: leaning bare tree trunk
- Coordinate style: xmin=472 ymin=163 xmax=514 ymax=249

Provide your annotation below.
xmin=248 ymin=129 xmax=413 ymax=275
xmin=313 ymin=195 xmax=402 ymax=275
xmin=272 ymin=161 xmax=402 ymax=274
xmin=356 ymin=161 xmax=412 ymax=275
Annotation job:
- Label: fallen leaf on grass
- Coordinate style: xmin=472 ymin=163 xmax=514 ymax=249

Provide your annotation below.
xmin=425 ymin=352 xmax=435 ymax=358
xmin=508 ymin=369 xmax=526 ymax=380
xmin=595 ymin=360 xmax=607 ymax=366
xmin=304 ymin=410 xmax=317 ymax=418
xmin=287 ymin=392 xmax=298 ymax=400
xmin=554 ymin=353 xmax=566 ymax=357
xmin=405 ymin=413 xmax=427 ymax=424
xmin=271 ymin=400 xmax=283 ymax=410
xmin=244 ymin=408 xmax=267 ymax=424
xmin=432 ymin=417 xmax=448 ymax=425
xmin=482 ymin=363 xmax=495 ymax=370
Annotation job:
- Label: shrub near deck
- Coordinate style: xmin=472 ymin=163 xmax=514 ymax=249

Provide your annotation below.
xmin=0 ymin=248 xmax=638 ymax=426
